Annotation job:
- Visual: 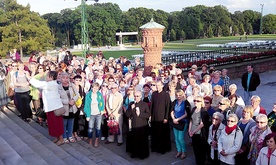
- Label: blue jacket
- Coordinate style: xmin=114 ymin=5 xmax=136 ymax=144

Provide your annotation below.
xmin=84 ymin=91 xmax=105 ymax=117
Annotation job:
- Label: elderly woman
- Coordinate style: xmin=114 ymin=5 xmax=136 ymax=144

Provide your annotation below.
xmin=208 ymin=112 xmax=225 ymax=165
xmin=235 ymin=106 xmax=256 ymax=165
xmin=268 ymin=102 xmax=276 ymax=133
xmin=84 ymin=82 xmax=105 ymax=147
xmin=188 ymin=96 xmax=211 ymax=165
xmin=12 ymin=61 xmax=32 ymax=122
xmin=229 ymin=84 xmax=245 ymax=107
xmin=256 ymin=133 xmax=276 ymax=165
xmin=171 ymin=89 xmax=191 ymax=159
xmin=211 ymin=70 xmax=225 ymax=95
xmin=187 ymin=85 xmax=201 ymax=109
xmin=248 ymin=114 xmax=272 ymax=164
xmin=30 ymin=71 xmax=64 ymax=145
xmin=200 ymin=74 xmax=213 ymax=97
xmin=251 ymin=95 xmax=267 ymax=120
xmin=228 ymin=94 xmax=244 ymax=119
xmin=218 ymin=114 xmax=243 ymax=165
xmin=168 ymin=81 xmax=177 ymax=102
xmin=211 ymin=85 xmax=224 ymax=110
xmin=58 ymin=72 xmax=80 ymax=144
xmin=218 ymin=98 xmax=232 ymax=125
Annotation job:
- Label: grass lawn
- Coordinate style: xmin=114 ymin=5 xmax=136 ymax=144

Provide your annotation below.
xmin=74 ymin=34 xmax=276 ymax=59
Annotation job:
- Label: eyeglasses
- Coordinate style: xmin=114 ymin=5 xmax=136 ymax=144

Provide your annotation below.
xmin=102 ymin=85 xmax=108 ymax=87
xmin=194 ymin=100 xmax=201 ymax=103
xmin=151 ymin=84 xmax=156 ymax=86
xmin=212 ymin=117 xmax=219 ymax=121
xmin=219 ymin=102 xmax=225 ymax=105
xmin=256 ymin=121 xmax=266 ymax=124
xmin=227 ymin=120 xmax=235 ymax=123
xmin=111 ymin=87 xmax=117 ymax=89
xmin=134 ymin=95 xmax=140 ymax=97
xmin=204 ymin=102 xmax=210 ymax=104
xmin=12 ymin=65 xmax=17 ymax=67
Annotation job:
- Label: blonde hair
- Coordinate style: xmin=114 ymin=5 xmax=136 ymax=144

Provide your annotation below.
xmin=213 ymin=85 xmax=222 ymax=91
xmin=220 ymin=97 xmax=231 ymax=106
xmin=176 ymin=89 xmax=186 ymax=100
xmin=194 ymin=96 xmax=205 ymax=107
xmin=243 ymin=105 xmax=254 ymax=118
xmin=251 ymin=95 xmax=261 ymax=102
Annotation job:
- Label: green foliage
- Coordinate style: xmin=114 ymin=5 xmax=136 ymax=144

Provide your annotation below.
xmin=263 ymin=14 xmax=276 ymax=34
xmin=0 ymin=0 xmax=53 ymax=56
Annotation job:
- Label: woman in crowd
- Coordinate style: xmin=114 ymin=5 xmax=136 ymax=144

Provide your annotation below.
xmin=218 ymin=114 xmax=243 ymax=165
xmin=248 ymin=114 xmax=272 ymax=164
xmin=12 ymin=61 xmax=32 ymax=122
xmin=218 ymin=98 xmax=232 ymax=125
xmin=168 ymin=81 xmax=177 ymax=102
xmin=211 ymin=85 xmax=224 ymax=110
xmin=84 ymin=72 xmax=94 ymax=93
xmin=142 ymin=84 xmax=151 ymax=107
xmin=0 ymin=61 xmax=10 ymax=108
xmin=58 ymin=72 xmax=79 ymax=143
xmin=72 ymin=75 xmax=85 ymax=141
xmin=188 ymin=96 xmax=210 ymax=165
xmin=30 ymin=71 xmax=64 ymax=145
xmin=228 ymin=94 xmax=244 ymax=119
xmin=100 ymin=82 xmax=109 ymax=141
xmin=235 ymin=105 xmax=256 ymax=165
xmin=200 ymin=74 xmax=212 ymax=97
xmin=251 ymin=95 xmax=267 ymax=120
xmin=211 ymin=70 xmax=225 ymax=96
xmin=228 ymin=84 xmax=245 ymax=107
xmin=32 ymin=64 xmax=47 ymax=125
xmin=208 ymin=112 xmax=225 ymax=165
xmin=187 ymin=85 xmax=201 ymax=110
xmin=125 ymin=91 xmax=150 ymax=159
xmin=268 ymin=102 xmax=276 ymax=133
xmin=256 ymin=133 xmax=276 ymax=165
xmin=84 ymin=82 xmax=105 ymax=147
xmin=171 ymin=89 xmax=191 ymax=159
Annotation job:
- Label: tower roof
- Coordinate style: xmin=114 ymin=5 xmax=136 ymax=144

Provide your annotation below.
xmin=140 ymin=18 xmax=165 ymax=29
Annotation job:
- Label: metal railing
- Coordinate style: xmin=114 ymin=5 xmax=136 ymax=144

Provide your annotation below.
xmin=162 ymin=45 xmax=276 ymax=69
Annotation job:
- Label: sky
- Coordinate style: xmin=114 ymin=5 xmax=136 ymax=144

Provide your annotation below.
xmin=17 ymin=0 xmax=276 ymax=16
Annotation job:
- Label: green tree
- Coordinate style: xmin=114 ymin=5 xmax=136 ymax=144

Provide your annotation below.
xmin=0 ymin=0 xmax=53 ymax=56
xmin=170 ymin=29 xmax=176 ymax=41
xmin=262 ymin=14 xmax=276 ymax=34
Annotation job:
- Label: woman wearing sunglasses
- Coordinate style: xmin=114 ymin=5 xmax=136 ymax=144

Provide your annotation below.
xmin=218 ymin=114 xmax=243 ymax=165
xmin=248 ymin=114 xmax=272 ymax=165
xmin=208 ymin=112 xmax=225 ymax=165
xmin=188 ymin=96 xmax=211 ymax=165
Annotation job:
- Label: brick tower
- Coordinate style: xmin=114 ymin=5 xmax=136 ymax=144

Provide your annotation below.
xmin=140 ymin=18 xmax=165 ymax=76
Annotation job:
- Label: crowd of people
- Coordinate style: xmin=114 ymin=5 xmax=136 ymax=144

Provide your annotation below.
xmin=0 ymin=49 xmax=276 ymax=164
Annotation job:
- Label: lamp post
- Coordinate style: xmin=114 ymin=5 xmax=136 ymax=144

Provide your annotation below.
xmin=74 ymin=0 xmax=99 ymax=57
xmin=260 ymin=4 xmax=264 ymax=35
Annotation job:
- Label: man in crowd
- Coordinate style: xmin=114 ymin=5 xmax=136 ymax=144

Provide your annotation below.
xmin=241 ymin=65 xmax=260 ymax=105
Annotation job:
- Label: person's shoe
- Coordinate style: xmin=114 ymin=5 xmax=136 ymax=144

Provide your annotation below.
xmin=94 ymin=139 xmax=99 ymax=148
xmin=117 ymin=142 xmax=123 ymax=146
xmin=174 ymin=152 xmax=181 ymax=158
xmin=68 ymin=137 xmax=76 ymax=143
xmin=56 ymin=140 xmax=64 ymax=146
xmin=63 ymin=138 xmax=69 ymax=144
xmin=101 ymin=137 xmax=106 ymax=141
xmin=180 ymin=153 xmax=186 ymax=159
xmin=24 ymin=118 xmax=31 ymax=123
xmin=105 ymin=141 xmax=112 ymax=144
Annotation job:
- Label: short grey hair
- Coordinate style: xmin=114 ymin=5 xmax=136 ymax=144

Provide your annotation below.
xmin=256 ymin=114 xmax=268 ymax=123
xmin=227 ymin=114 xmax=239 ymax=123
xmin=213 ymin=112 xmax=224 ymax=121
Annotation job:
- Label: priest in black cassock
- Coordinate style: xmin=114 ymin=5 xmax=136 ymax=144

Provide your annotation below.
xmin=125 ymin=91 xmax=151 ymax=159
xmin=150 ymin=80 xmax=171 ymax=154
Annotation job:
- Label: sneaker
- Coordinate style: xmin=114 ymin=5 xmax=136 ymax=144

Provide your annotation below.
xmin=101 ymin=137 xmax=106 ymax=141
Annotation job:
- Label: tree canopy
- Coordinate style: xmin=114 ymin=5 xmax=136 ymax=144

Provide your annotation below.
xmin=0 ymin=0 xmax=276 ymax=56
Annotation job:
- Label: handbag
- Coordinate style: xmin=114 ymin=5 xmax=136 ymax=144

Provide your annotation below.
xmin=73 ymin=86 xmax=82 ymax=108
xmin=54 ymin=107 xmax=66 ymax=116
xmin=107 ymin=118 xmax=120 ymax=135
xmin=170 ymin=120 xmax=185 ymax=130
xmin=7 ymin=87 xmax=14 ymax=98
